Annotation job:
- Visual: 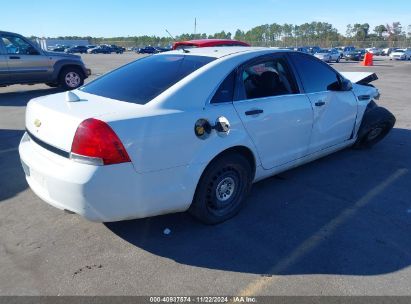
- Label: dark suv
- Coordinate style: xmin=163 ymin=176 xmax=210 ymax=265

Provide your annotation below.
xmin=0 ymin=31 xmax=90 ymax=89
xmin=65 ymin=45 xmax=88 ymax=54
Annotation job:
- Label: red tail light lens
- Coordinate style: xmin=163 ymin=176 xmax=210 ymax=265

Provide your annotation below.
xmin=71 ymin=118 xmax=131 ymax=165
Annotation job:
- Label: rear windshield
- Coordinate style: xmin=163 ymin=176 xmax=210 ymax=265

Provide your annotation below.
xmin=80 ymin=54 xmax=215 ymax=104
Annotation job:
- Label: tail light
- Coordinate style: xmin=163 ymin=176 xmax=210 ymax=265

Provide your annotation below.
xmin=70 ymin=118 xmax=131 ymax=166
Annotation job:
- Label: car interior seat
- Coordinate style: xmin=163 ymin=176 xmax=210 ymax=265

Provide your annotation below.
xmin=256 ymin=71 xmax=288 ymax=98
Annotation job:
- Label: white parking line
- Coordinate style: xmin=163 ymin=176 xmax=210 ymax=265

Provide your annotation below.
xmin=239 ymin=168 xmax=408 ymax=296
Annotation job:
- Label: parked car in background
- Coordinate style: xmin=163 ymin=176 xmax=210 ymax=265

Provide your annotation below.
xmin=154 ymin=46 xmax=171 ymax=53
xmin=0 ymin=30 xmax=90 ymax=89
xmin=87 ymin=45 xmax=111 ymax=54
xmin=65 ymin=45 xmax=88 ymax=54
xmin=308 ymin=46 xmax=321 ymax=54
xmin=314 ymin=49 xmax=340 ymax=62
xmin=50 ymin=45 xmax=68 ymax=52
xmin=19 ymin=47 xmax=394 ymax=224
xmin=335 ymin=47 xmax=344 ymax=58
xmin=109 ymin=45 xmax=125 ymax=54
xmin=86 ymin=45 xmax=97 ymax=50
xmin=366 ymin=48 xmax=383 ymax=56
xmin=294 ymin=47 xmax=310 ymax=53
xmin=137 ymin=46 xmax=158 ymax=54
xmin=342 ymin=46 xmax=356 ymax=57
xmin=172 ymin=39 xmax=250 ymax=50
xmin=344 ymin=49 xmax=366 ymax=61
xmin=382 ymin=48 xmax=395 ymax=56
xmin=390 ymin=49 xmax=411 ymax=60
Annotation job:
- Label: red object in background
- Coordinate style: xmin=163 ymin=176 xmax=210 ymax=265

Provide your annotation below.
xmin=172 ymin=39 xmax=250 ymax=50
xmin=362 ymin=52 xmax=374 ymax=66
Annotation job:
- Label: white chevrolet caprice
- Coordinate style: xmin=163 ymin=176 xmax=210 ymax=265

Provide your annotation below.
xmin=19 ymin=47 xmax=395 ymax=224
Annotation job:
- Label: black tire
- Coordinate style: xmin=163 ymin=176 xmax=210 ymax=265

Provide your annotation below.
xmin=353 ymin=106 xmax=396 ymax=149
xmin=189 ymin=153 xmax=253 ymax=225
xmin=336 ymin=57 xmax=340 ymax=63
xmin=58 ymin=67 xmax=84 ymax=90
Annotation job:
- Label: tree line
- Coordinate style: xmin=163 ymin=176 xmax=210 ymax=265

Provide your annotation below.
xmin=30 ymin=21 xmax=411 ymax=48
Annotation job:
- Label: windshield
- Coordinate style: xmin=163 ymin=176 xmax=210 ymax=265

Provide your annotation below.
xmin=317 ymin=50 xmax=329 ymax=54
xmin=395 ymin=50 xmax=405 ymax=53
xmin=80 ymin=54 xmax=215 ymax=105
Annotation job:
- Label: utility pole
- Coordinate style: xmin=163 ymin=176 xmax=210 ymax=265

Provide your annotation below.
xmin=194 ymin=18 xmax=197 ymax=36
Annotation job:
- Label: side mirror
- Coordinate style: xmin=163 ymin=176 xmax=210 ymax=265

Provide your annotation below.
xmin=340 ymin=78 xmax=353 ymax=91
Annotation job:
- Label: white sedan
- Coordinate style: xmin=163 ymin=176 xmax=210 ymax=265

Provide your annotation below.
xmin=389 ymin=49 xmax=411 ymax=60
xmin=19 ymin=47 xmax=395 ymax=224
xmin=314 ymin=49 xmax=340 ymax=63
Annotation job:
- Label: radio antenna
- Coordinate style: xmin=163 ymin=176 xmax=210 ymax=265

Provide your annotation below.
xmin=165 ymin=29 xmax=175 ymax=41
xmin=165 ymin=29 xmax=189 ymax=53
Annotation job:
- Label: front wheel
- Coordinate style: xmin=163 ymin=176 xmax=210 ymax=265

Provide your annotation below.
xmin=353 ymin=106 xmax=396 ymax=149
xmin=189 ymin=153 xmax=253 ymax=225
xmin=58 ymin=67 xmax=84 ymax=90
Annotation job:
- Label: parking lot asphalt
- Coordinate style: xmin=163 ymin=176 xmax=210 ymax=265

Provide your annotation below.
xmin=0 ymin=54 xmax=410 ymax=296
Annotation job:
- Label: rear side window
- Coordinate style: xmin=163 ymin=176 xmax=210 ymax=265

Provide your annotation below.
xmin=211 ymin=71 xmax=236 ymax=104
xmin=81 ymin=55 xmax=215 ymax=104
xmin=289 ymin=53 xmax=340 ymax=93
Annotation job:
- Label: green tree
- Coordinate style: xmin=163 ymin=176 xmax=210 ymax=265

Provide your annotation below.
xmin=374 ymin=25 xmax=387 ymax=37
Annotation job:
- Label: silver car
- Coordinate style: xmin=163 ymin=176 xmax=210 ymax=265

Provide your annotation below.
xmin=0 ymin=31 xmax=90 ymax=89
xmin=314 ymin=49 xmax=341 ymax=63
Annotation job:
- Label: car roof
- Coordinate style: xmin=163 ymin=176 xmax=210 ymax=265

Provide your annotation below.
xmin=174 ymin=39 xmax=250 ymax=47
xmin=160 ymin=46 xmax=285 ymax=59
xmin=0 ymin=30 xmax=24 ymax=37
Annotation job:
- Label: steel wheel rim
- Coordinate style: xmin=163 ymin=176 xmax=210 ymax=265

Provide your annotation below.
xmin=215 ymin=177 xmax=236 ymax=202
xmin=206 ymin=168 xmax=242 ymax=216
xmin=65 ymin=72 xmax=81 ymax=88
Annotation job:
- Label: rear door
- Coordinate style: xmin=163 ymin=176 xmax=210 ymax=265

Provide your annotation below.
xmin=0 ymin=34 xmax=52 ymax=83
xmin=288 ymin=52 xmax=358 ymax=154
xmin=0 ymin=39 xmax=9 ymax=84
xmin=233 ymin=54 xmax=313 ymax=169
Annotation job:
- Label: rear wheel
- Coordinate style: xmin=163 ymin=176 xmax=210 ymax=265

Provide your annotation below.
xmin=189 ymin=153 xmax=253 ymax=225
xmin=58 ymin=67 xmax=84 ymax=90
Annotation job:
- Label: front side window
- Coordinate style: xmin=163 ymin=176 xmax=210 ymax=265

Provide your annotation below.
xmin=289 ymin=53 xmax=340 ymax=93
xmin=241 ymin=57 xmax=298 ymax=100
xmin=1 ymin=36 xmax=39 ymax=55
xmin=81 ymin=55 xmax=215 ymax=105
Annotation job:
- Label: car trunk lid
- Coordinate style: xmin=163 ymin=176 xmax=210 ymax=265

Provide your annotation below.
xmin=25 ymin=90 xmax=139 ymax=153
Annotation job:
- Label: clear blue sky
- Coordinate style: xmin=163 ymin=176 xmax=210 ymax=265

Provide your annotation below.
xmin=1 ymin=0 xmax=410 ymax=37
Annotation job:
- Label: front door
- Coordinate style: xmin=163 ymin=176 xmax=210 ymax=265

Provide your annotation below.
xmin=1 ymin=35 xmax=51 ymax=83
xmin=289 ymin=53 xmax=358 ymax=154
xmin=233 ymin=54 xmax=313 ymax=170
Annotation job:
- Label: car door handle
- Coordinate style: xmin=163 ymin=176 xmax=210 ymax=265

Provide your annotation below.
xmin=315 ymin=101 xmax=326 ymax=107
xmin=245 ymin=109 xmax=264 ymax=116
xmin=9 ymin=56 xmax=20 ymax=59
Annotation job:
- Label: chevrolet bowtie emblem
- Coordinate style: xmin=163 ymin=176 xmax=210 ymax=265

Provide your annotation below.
xmin=34 ymin=119 xmax=42 ymax=128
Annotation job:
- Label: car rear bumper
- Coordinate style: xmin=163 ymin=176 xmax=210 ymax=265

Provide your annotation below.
xmin=19 ymin=132 xmax=199 ymax=222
